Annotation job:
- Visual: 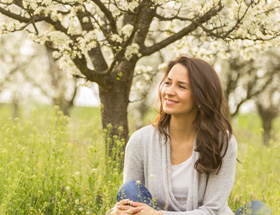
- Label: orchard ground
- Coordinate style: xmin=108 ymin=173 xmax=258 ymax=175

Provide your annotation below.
xmin=0 ymin=103 xmax=279 ymax=214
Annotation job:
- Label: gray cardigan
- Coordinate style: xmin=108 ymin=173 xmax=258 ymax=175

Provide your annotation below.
xmin=122 ymin=125 xmax=237 ymax=215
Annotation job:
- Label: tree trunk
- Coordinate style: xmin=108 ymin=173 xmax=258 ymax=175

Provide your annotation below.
xmin=12 ymin=96 xmax=19 ymax=120
xmin=256 ymin=104 xmax=278 ymax=146
xmin=262 ymin=116 xmax=273 ymax=146
xmin=53 ymin=97 xmax=71 ymax=116
xmin=98 ymin=60 xmax=136 ymax=161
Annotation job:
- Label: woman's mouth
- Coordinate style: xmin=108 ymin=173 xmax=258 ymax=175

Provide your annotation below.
xmin=164 ymin=99 xmax=179 ymax=105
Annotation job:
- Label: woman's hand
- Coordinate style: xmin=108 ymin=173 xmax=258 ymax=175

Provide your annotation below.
xmin=129 ymin=202 xmax=163 ymax=215
xmin=111 ymin=199 xmax=142 ymax=215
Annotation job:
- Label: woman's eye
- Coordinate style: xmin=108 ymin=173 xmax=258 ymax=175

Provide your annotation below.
xmin=179 ymin=85 xmax=187 ymax=89
xmin=164 ymin=81 xmax=171 ymax=85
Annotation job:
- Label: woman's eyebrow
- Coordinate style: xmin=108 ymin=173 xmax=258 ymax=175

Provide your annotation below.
xmin=167 ymin=77 xmax=188 ymax=85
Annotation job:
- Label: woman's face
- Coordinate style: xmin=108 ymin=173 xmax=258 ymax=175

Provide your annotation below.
xmin=161 ymin=63 xmax=198 ymax=118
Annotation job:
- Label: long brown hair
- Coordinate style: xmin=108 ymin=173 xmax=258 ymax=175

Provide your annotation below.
xmin=154 ymin=56 xmax=232 ymax=174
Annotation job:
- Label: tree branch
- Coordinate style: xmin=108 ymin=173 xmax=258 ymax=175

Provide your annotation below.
xmin=76 ymin=9 xmax=109 ymax=73
xmin=92 ymin=0 xmax=118 ymax=34
xmin=72 ymin=55 xmax=109 ymax=86
xmin=0 ymin=66 xmax=22 ymax=93
xmin=141 ymin=3 xmax=223 ymax=56
xmin=223 ymin=2 xmax=251 ymax=38
xmin=68 ymin=77 xmax=78 ymax=107
xmin=0 ymin=7 xmax=30 ymax=23
xmin=21 ymin=70 xmax=50 ymax=98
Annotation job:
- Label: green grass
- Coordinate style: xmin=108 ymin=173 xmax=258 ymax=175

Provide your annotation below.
xmin=0 ymin=104 xmax=279 ymax=214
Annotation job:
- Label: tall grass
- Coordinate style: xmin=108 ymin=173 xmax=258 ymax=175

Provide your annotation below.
xmin=0 ymin=106 xmax=123 ymax=214
xmin=230 ymin=114 xmax=280 ymax=212
xmin=0 ymin=105 xmax=279 ymax=214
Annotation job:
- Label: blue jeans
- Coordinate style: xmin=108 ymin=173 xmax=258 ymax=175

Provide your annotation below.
xmin=117 ymin=181 xmax=272 ymax=215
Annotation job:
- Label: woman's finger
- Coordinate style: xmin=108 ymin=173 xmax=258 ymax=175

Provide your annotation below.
xmin=130 ymin=202 xmax=146 ymax=207
xmin=129 ymin=207 xmax=143 ymax=213
xmin=116 ymin=204 xmax=135 ymax=211
xmin=123 ymin=207 xmax=142 ymax=214
xmin=117 ymin=199 xmax=130 ymax=205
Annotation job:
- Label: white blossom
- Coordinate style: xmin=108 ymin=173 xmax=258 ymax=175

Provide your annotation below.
xmin=77 ymin=30 xmax=98 ymax=54
xmin=67 ymin=17 xmax=80 ymax=35
xmin=122 ymin=1 xmax=139 ymax=11
xmin=82 ymin=17 xmax=89 ymax=23
xmin=111 ymin=34 xmax=123 ymax=43
xmin=158 ymin=62 xmax=167 ymax=71
xmin=52 ymin=51 xmax=61 ymax=59
xmin=125 ymin=43 xmax=141 ymax=60
xmin=121 ymin=24 xmax=134 ymax=38
xmin=1 ymin=0 xmax=13 ymax=3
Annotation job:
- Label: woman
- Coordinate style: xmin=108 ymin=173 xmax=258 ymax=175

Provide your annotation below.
xmin=108 ymin=56 xmax=271 ymax=215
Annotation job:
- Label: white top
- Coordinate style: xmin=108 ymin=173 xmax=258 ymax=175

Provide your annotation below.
xmin=171 ymin=156 xmax=193 ymax=208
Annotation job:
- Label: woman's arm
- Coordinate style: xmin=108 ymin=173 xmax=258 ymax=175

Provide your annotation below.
xmin=123 ymin=131 xmax=145 ymax=184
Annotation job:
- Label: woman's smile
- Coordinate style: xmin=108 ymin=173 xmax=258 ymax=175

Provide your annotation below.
xmin=164 ymin=99 xmax=179 ymax=105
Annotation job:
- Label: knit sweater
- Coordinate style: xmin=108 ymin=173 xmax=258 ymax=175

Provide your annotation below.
xmin=122 ymin=125 xmax=238 ymax=215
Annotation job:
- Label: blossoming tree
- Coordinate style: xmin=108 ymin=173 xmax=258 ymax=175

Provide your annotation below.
xmin=0 ymin=30 xmax=78 ymax=117
xmin=0 ymin=0 xmax=279 ymax=155
xmin=254 ymin=50 xmax=280 ymax=146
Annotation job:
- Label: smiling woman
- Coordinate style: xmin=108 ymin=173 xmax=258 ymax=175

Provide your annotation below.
xmin=161 ymin=63 xmax=198 ymax=122
xmin=106 ymin=56 xmax=272 ymax=215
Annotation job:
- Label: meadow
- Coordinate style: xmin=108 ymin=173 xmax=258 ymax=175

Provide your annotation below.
xmin=0 ymin=103 xmax=279 ymax=214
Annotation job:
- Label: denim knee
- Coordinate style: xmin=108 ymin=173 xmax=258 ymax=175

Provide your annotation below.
xmin=235 ymin=201 xmax=272 ymax=215
xmin=116 ymin=180 xmax=161 ymax=211
xmin=117 ymin=180 xmax=138 ymax=201
xmin=117 ymin=180 xmax=153 ymax=202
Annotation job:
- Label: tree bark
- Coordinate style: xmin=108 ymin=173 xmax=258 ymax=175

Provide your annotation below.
xmin=256 ymin=104 xmax=278 ymax=146
xmin=12 ymin=95 xmax=19 ymax=120
xmin=262 ymin=115 xmax=273 ymax=146
xmin=98 ymin=60 xmax=137 ymax=159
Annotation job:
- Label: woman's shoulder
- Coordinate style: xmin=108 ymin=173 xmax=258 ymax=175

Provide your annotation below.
xmin=129 ymin=124 xmax=158 ymax=140
xmin=218 ymin=130 xmax=238 ymax=155
xmin=127 ymin=125 xmax=161 ymax=147
xmin=228 ymin=133 xmax=238 ymax=154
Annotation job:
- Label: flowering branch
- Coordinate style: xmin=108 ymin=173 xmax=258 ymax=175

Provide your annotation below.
xmin=141 ymin=3 xmax=223 ymax=56
xmin=92 ymin=0 xmax=118 ymax=34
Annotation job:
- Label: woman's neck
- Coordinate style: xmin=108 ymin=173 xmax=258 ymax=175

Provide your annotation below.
xmin=169 ymin=115 xmax=196 ymax=144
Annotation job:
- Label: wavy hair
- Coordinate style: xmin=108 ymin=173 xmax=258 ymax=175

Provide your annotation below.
xmin=154 ymin=56 xmax=232 ymax=174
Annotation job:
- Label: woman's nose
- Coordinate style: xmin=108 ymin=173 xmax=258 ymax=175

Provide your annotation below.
xmin=164 ymin=85 xmax=176 ymax=96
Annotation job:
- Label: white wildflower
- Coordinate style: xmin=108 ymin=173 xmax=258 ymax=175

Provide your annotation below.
xmin=91 ymin=168 xmax=97 ymax=174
